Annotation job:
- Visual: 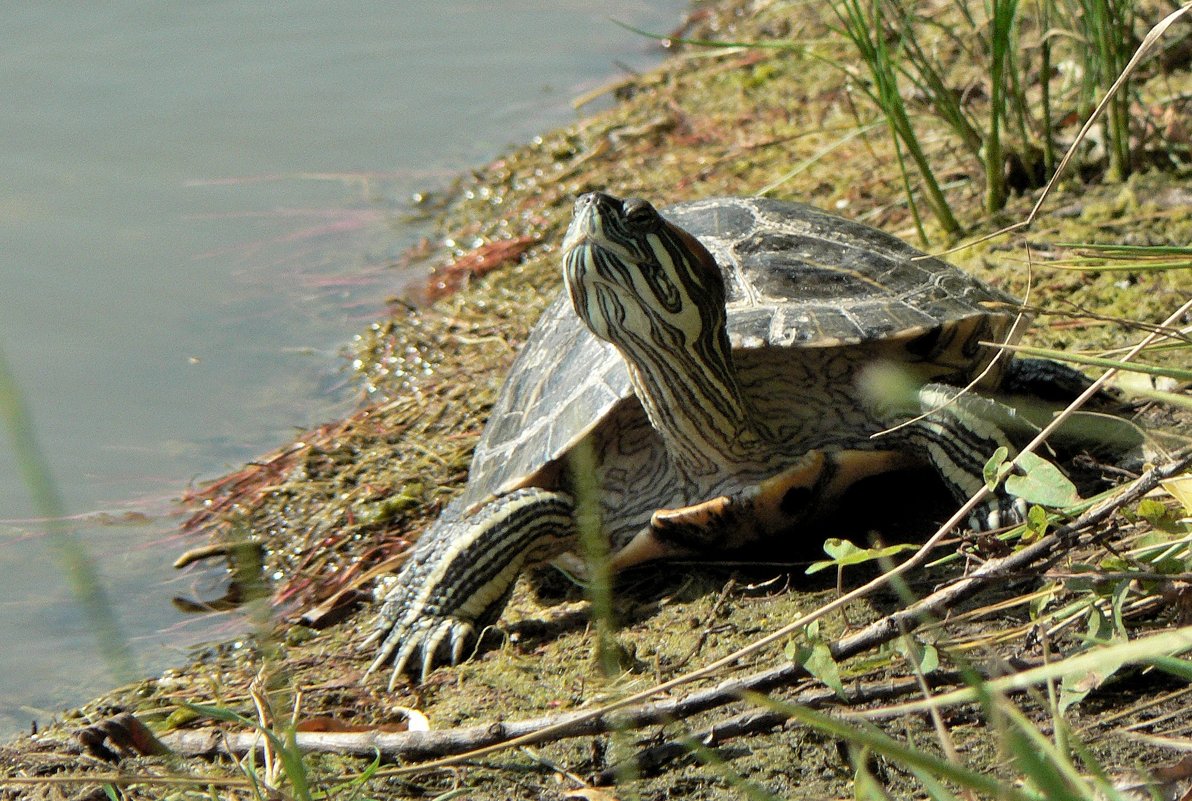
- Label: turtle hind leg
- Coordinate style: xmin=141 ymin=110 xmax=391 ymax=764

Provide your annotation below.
xmin=899 ymin=383 xmax=1040 ymax=531
xmin=366 ymin=487 xmax=576 ymax=686
xmin=860 ymin=365 xmax=1040 ymax=529
xmin=895 ymin=379 xmax=1143 ymax=530
xmin=611 ymin=448 xmax=915 ymax=570
xmin=1000 ymin=358 xmax=1144 ymax=459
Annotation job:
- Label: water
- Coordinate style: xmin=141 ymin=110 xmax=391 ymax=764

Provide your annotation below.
xmin=0 ymin=1 xmax=686 ymax=736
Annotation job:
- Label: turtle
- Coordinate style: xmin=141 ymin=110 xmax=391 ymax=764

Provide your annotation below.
xmin=366 ymin=191 xmax=1092 ymax=685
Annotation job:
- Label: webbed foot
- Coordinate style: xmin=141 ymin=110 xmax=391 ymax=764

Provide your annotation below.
xmin=967 ymin=493 xmax=1030 ymax=531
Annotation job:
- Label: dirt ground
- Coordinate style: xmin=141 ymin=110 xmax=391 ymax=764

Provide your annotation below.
xmin=4 ymin=0 xmax=1192 ymax=798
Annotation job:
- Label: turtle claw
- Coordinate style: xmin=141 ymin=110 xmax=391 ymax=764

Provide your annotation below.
xmin=364 ymin=489 xmax=573 ymax=685
xmin=364 ymin=575 xmax=476 ymax=686
xmin=368 ymin=605 xmax=477 ymax=688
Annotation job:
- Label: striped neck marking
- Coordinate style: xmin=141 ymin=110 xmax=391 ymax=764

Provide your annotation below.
xmin=563 ymin=193 xmax=763 ymax=481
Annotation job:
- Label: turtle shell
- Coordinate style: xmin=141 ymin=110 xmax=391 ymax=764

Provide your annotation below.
xmin=460 ymin=196 xmax=1018 ymax=510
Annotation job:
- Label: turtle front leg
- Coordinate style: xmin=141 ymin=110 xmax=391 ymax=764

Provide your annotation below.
xmin=366 ymin=488 xmax=575 ymax=686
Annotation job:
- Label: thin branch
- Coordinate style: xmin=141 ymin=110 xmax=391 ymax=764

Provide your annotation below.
xmin=595 ymin=669 xmax=985 ymax=783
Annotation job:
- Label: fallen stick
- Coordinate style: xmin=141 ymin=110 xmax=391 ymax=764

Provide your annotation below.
xmin=595 ymin=670 xmax=982 ymax=783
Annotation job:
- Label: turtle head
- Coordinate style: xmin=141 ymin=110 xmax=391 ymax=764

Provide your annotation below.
xmin=562 ymin=192 xmax=728 ymax=356
xmin=562 ymin=192 xmax=756 ymax=479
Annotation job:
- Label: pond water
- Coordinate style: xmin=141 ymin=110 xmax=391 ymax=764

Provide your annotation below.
xmin=0 ymin=1 xmax=686 ymax=736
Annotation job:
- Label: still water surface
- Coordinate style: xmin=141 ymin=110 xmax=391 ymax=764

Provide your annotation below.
xmin=0 ymin=2 xmax=685 ymax=735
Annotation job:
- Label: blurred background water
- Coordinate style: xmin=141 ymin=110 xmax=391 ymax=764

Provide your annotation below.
xmin=0 ymin=1 xmax=685 ymax=736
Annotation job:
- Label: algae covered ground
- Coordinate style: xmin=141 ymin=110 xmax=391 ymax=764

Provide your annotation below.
xmin=4 ymin=0 xmax=1192 ymax=798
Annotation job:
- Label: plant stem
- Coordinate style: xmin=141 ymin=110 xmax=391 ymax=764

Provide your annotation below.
xmin=0 ymin=345 xmax=134 ymax=683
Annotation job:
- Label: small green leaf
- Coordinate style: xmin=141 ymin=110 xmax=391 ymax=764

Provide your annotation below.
xmin=1131 ymin=497 xmax=1192 ymax=534
xmin=1004 ymin=452 xmax=1079 ymax=508
xmin=983 ymin=446 xmax=1011 ymax=490
xmin=918 ymin=644 xmax=939 ymax=674
xmin=1086 ymin=604 xmax=1112 ymax=641
xmin=783 ymin=619 xmax=818 ymax=661
xmin=787 ymin=622 xmax=844 ymax=696
xmin=805 ymin=537 xmax=918 ymax=574
xmin=1029 ymin=581 xmax=1060 ymax=619
xmin=1024 ymin=505 xmax=1050 ymax=540
xmin=1152 ymin=556 xmax=1185 ymax=575
xmin=1135 ymin=498 xmax=1171 ymax=525
xmin=797 ymin=642 xmax=844 ymax=697
xmin=1058 ymin=608 xmax=1128 ymax=715
xmin=892 ymin=637 xmax=939 ymax=674
xmin=822 ymin=538 xmax=863 ymax=562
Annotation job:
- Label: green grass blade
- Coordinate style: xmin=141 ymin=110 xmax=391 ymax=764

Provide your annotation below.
xmin=1050 ymin=242 xmax=1192 ymax=271
xmin=1049 ymin=260 xmax=1192 ymax=272
xmin=0 ymin=344 xmax=134 ymax=682
xmin=1057 ymin=243 xmax=1192 ymax=256
xmin=995 ymin=343 xmax=1192 ymax=382
xmin=976 ymin=686 xmax=1090 ymax=801
xmin=829 ymin=0 xmax=961 ymax=235
xmin=864 ymin=626 xmax=1192 ymax=719
xmin=1120 ymin=385 xmax=1192 ymax=411
xmin=985 ymin=0 xmax=1020 ymax=212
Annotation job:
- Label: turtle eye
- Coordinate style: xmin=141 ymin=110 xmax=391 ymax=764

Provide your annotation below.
xmin=623 ymin=198 xmax=659 ymax=229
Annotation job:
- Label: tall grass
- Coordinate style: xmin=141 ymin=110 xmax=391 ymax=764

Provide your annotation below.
xmin=829 ymin=0 xmax=1149 ymax=228
xmin=986 ymin=0 xmax=1020 ymax=213
xmin=830 ymin=0 xmax=964 ymax=237
xmin=1070 ymin=0 xmax=1136 ymax=180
